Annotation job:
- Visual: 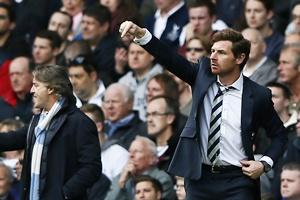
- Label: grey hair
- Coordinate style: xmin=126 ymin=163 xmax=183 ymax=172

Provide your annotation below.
xmin=281 ymin=44 xmax=300 ymax=67
xmin=105 ymin=83 xmax=134 ymax=103
xmin=135 ymin=136 xmax=158 ymax=160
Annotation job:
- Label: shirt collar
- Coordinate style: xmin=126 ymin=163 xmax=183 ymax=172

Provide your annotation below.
xmin=217 ymin=73 xmax=243 ymax=91
xmin=155 ymin=1 xmax=184 ymax=19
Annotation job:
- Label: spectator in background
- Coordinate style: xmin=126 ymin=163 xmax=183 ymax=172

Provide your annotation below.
xmin=244 ymin=0 xmax=284 ymax=62
xmin=146 ymin=73 xmax=187 ymax=134
xmin=81 ymin=4 xmax=118 ymax=86
xmin=0 ymin=119 xmax=25 ymax=200
xmin=68 ymin=54 xmax=105 ymax=108
xmin=184 ymin=35 xmax=210 ymax=63
xmin=102 ymin=83 xmax=144 ymax=150
xmin=47 ymin=10 xmax=73 ymax=66
xmin=267 ymin=82 xmax=297 ymax=138
xmin=0 ymin=163 xmax=15 ymax=200
xmin=119 ymin=42 xmax=163 ymax=121
xmin=105 ymin=136 xmax=176 ymax=200
xmin=285 ymin=1 xmax=300 ymax=35
xmin=146 ymin=96 xmax=178 ymax=171
xmin=61 ymin=0 xmax=85 ymax=39
xmin=278 ymin=44 xmax=300 ymax=113
xmin=100 ymin=0 xmax=140 ymax=34
xmin=280 ymin=162 xmax=300 ymax=200
xmin=8 ymin=56 xmax=33 ymax=124
xmin=180 ymin=0 xmax=217 ymax=47
xmin=242 ymin=28 xmax=277 ymax=86
xmin=175 ymin=176 xmax=186 ymax=200
xmin=144 ymin=0 xmax=188 ymax=48
xmin=0 ymin=3 xmax=30 ymax=108
xmin=134 ymin=175 xmax=163 ymax=200
xmin=32 ymin=30 xmax=62 ymax=66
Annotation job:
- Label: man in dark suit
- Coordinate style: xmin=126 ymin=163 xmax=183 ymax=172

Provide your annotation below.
xmin=119 ymin=21 xmax=287 ymax=200
xmin=0 ymin=65 xmax=101 ymax=199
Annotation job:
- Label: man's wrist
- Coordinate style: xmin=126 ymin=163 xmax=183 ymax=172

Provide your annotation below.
xmin=260 ymin=161 xmax=271 ymax=172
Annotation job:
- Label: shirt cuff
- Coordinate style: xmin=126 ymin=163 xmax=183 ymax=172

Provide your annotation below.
xmin=259 ymin=156 xmax=273 ymax=167
xmin=133 ymin=29 xmax=152 ymax=45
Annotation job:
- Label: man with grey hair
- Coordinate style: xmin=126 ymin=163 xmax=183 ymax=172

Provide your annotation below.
xmin=105 ymin=136 xmax=176 ymax=200
xmin=102 ymin=83 xmax=145 ymax=150
xmin=0 ymin=64 xmax=101 ymax=199
xmin=242 ymin=28 xmax=277 ymax=86
xmin=278 ymin=44 xmax=300 ymax=113
xmin=0 ymin=162 xmax=14 ymax=199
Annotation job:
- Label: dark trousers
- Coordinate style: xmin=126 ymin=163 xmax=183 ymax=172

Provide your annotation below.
xmin=185 ymin=167 xmax=259 ymax=200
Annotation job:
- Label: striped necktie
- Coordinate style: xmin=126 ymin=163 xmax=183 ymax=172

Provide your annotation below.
xmin=207 ymin=85 xmax=232 ymax=165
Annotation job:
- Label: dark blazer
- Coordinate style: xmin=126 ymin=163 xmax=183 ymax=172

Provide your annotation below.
xmin=141 ymin=36 xmax=287 ymax=180
xmin=0 ymin=99 xmax=102 ymax=200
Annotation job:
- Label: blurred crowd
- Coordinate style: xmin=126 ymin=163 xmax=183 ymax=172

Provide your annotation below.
xmin=0 ymin=0 xmax=299 ymax=199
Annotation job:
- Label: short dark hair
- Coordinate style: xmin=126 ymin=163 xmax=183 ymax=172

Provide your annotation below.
xmin=35 ymin=30 xmax=62 ymax=49
xmin=83 ymin=4 xmax=111 ymax=25
xmin=134 ymin=175 xmax=163 ymax=194
xmin=0 ymin=3 xmax=15 ymax=22
xmin=80 ymin=104 xmax=105 ymax=123
xmin=67 ymin=54 xmax=97 ymax=74
xmin=148 ymin=95 xmax=179 ymax=116
xmin=188 ymin=0 xmax=216 ymax=16
xmin=266 ymin=81 xmax=292 ymax=99
xmin=212 ymin=28 xmax=251 ymax=70
xmin=33 ymin=64 xmax=75 ymax=102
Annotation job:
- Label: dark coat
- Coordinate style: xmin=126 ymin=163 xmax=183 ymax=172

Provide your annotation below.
xmin=141 ymin=36 xmax=287 ymax=180
xmin=0 ymin=100 xmax=102 ymax=200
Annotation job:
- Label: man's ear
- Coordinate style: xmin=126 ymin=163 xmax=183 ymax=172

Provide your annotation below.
xmin=48 ymin=88 xmax=55 ymax=95
xmin=236 ymin=53 xmax=246 ymax=65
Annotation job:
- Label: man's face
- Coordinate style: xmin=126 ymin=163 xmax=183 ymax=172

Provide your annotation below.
xmin=103 ymin=87 xmax=132 ymax=122
xmin=135 ymin=181 xmax=161 ymax=200
xmin=281 ymin=170 xmax=300 ymax=199
xmin=268 ymin=86 xmax=289 ymax=114
xmin=129 ymin=140 xmax=153 ymax=172
xmin=48 ymin=12 xmax=71 ymax=40
xmin=9 ymin=57 xmax=33 ymax=95
xmin=242 ymin=30 xmax=265 ymax=60
xmin=30 ymin=77 xmax=51 ymax=111
xmin=146 ymin=79 xmax=164 ymax=102
xmin=128 ymin=43 xmax=154 ymax=71
xmin=0 ymin=167 xmax=11 ymax=196
xmin=0 ymin=7 xmax=12 ymax=36
xmin=245 ymin=0 xmax=270 ymax=29
xmin=32 ymin=37 xmax=56 ymax=65
xmin=189 ymin=6 xmax=214 ymax=36
xmin=292 ymin=4 xmax=300 ymax=33
xmin=68 ymin=66 xmax=96 ymax=100
xmin=278 ymin=50 xmax=299 ymax=84
xmin=81 ymin=15 xmax=104 ymax=42
xmin=210 ymin=40 xmax=242 ymax=78
xmin=147 ymin=98 xmax=173 ymax=137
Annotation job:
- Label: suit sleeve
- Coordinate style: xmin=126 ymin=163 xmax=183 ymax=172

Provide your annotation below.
xmin=142 ymin=35 xmax=200 ymax=86
xmin=261 ymin=89 xmax=288 ymax=163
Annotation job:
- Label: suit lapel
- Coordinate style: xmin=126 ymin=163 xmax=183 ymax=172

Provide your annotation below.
xmin=241 ymin=77 xmax=254 ymax=158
